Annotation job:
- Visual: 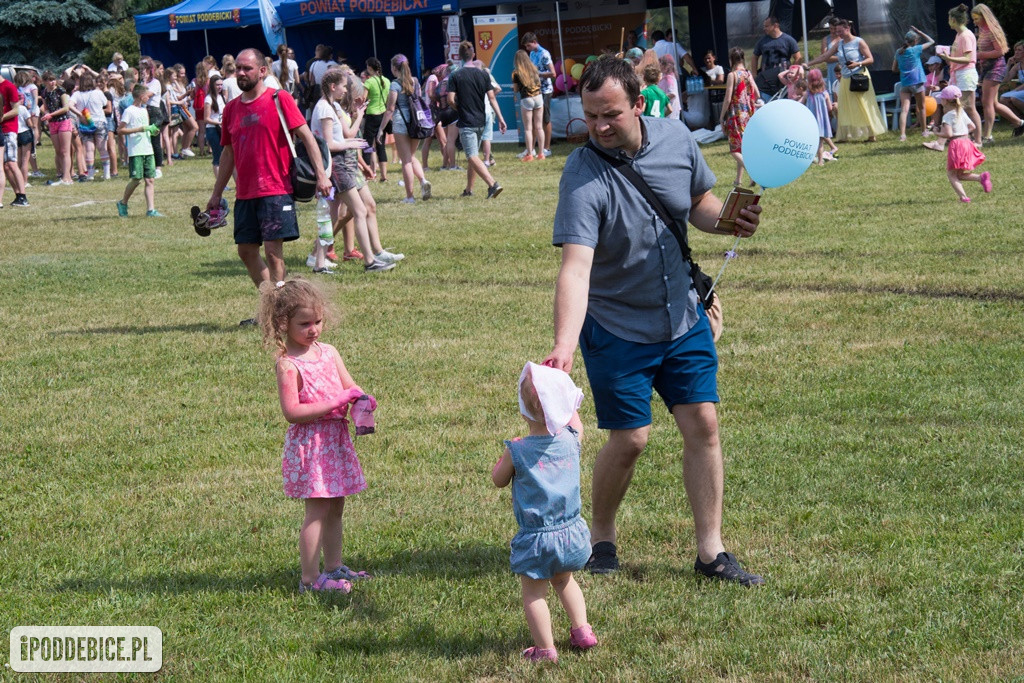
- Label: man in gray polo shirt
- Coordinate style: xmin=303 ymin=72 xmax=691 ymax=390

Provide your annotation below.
xmin=543 ymin=56 xmax=764 ymax=586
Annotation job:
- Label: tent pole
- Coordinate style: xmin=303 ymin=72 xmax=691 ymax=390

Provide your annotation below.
xmin=372 ymin=19 xmax=377 ymax=57
xmin=670 ymin=0 xmax=682 ymax=109
xmin=204 ymin=29 xmax=209 ymax=56
xmin=554 ymin=1 xmax=569 ymax=128
xmin=708 ymin=0 xmax=717 ymax=57
xmin=800 ymin=0 xmax=809 ymax=63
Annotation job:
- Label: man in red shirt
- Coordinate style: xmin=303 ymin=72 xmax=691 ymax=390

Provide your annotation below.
xmin=205 ymin=48 xmax=330 ymax=325
xmin=0 ymin=71 xmax=29 ymax=207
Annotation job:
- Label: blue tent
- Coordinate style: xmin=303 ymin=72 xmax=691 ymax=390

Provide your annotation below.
xmin=135 ymin=0 xmax=451 ymax=77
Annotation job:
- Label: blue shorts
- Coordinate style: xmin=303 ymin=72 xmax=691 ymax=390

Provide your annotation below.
xmin=579 ymin=309 xmax=719 ymax=430
xmin=458 ymin=126 xmax=484 ymax=158
xmin=233 ymin=194 xmax=300 ymax=245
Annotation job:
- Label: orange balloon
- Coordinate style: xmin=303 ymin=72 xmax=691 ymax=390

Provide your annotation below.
xmin=563 ymin=59 xmax=577 ymax=75
xmin=924 ymin=96 xmax=937 ymax=118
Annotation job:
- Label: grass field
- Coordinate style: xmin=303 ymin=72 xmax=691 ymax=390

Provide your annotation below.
xmin=2 ymin=123 xmax=1023 ymax=681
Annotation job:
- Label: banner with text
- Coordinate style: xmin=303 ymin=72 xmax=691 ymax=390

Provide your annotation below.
xmin=473 ymin=14 xmax=518 ymax=142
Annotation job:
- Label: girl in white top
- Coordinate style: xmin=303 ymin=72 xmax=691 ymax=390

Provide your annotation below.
xmin=203 ymin=75 xmax=226 ymax=177
xmin=71 ymin=73 xmax=111 ymax=180
xmin=936 ymin=85 xmax=992 ymax=203
xmin=311 ymin=69 xmax=391 ymax=273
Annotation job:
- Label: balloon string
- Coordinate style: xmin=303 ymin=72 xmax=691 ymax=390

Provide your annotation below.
xmin=707 ymin=186 xmax=763 ymax=297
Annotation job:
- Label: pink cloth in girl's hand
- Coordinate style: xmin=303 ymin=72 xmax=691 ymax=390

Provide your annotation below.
xmin=518 ymin=361 xmax=584 ymax=436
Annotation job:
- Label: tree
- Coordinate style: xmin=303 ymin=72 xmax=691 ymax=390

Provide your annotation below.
xmin=0 ymin=0 xmax=110 ymax=68
xmin=986 ymin=0 xmax=1023 ymax=46
xmin=85 ymin=19 xmax=141 ymax=71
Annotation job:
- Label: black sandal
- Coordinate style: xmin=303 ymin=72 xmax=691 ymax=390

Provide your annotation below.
xmin=585 ymin=541 xmax=619 ymax=574
xmin=694 ymin=552 xmax=764 ymax=587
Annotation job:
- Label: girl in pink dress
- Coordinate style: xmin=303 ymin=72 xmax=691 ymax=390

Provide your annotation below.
xmin=260 ymin=279 xmax=373 ymax=593
xmin=935 ymin=85 xmax=992 ymax=203
xmin=720 ymin=47 xmax=759 ymax=186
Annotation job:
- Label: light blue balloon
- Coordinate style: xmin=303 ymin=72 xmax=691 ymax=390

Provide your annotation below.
xmin=741 ymin=99 xmax=819 ymax=188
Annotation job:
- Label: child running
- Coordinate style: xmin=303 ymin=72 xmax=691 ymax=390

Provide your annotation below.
xmin=116 ymin=83 xmax=163 ymax=217
xmin=802 ymin=69 xmax=838 ymax=164
xmin=935 ymin=85 xmax=992 ymax=203
xmin=261 ymin=278 xmax=373 ymax=593
xmin=492 ymin=362 xmax=597 ymax=663
xmin=720 ymin=47 xmax=759 ymax=186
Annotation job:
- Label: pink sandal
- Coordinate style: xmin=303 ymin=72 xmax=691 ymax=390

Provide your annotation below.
xmin=980 ymin=172 xmax=992 ymax=193
xmin=522 ymin=647 xmax=558 ymax=663
xmin=570 ymin=624 xmax=598 ymax=650
xmin=299 ymin=573 xmax=352 ymax=594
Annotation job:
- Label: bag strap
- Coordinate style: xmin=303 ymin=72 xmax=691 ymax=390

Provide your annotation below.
xmin=272 ymin=91 xmax=298 ymax=160
xmin=583 ymin=140 xmax=693 ymax=263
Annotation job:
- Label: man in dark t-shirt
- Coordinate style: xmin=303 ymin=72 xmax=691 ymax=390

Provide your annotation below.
xmin=752 ymin=16 xmax=800 ymax=97
xmin=447 ymin=41 xmax=507 ymax=199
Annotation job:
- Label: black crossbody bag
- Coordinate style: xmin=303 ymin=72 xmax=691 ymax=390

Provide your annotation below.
xmin=584 ymin=140 xmax=716 ymax=310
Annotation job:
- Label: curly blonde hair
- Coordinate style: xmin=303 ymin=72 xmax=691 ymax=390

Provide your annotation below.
xmin=258 ymin=278 xmax=329 ymax=356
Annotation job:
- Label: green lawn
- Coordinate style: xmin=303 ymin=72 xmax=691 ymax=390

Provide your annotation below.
xmin=2 ymin=125 xmax=1023 ymax=681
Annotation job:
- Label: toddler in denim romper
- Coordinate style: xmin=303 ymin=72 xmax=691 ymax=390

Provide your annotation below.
xmin=491 ymin=362 xmax=598 ymax=663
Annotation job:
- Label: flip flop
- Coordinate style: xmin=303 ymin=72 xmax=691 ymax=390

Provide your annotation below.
xmin=326 ymin=564 xmax=372 ymax=581
xmin=191 ymin=205 xmax=211 ymax=237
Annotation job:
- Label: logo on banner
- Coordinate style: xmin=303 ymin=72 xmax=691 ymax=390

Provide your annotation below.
xmin=169 ymin=13 xmax=176 ymax=28
xmin=233 ymin=8 xmax=240 ymax=22
xmin=478 ymin=30 xmax=493 ymax=51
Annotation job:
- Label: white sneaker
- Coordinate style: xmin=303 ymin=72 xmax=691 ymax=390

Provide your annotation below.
xmin=181 ymin=149 xmax=196 ymax=158
xmin=376 ymin=249 xmax=405 ymax=263
xmin=421 ymin=179 xmax=432 ymax=200
xmin=306 ymin=255 xmax=337 ymax=269
xmin=543 ymin=149 xmax=552 ymax=157
xmin=517 ymin=150 xmax=529 ymax=159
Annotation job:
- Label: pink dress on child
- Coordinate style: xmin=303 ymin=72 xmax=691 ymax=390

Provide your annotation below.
xmin=280 ymin=342 xmax=367 ymax=499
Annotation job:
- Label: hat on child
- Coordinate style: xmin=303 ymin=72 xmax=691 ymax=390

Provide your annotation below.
xmin=518 ymin=362 xmax=584 ymax=436
xmin=926 ymin=55 xmax=943 ymax=65
xmin=934 ymin=84 xmax=962 ymax=100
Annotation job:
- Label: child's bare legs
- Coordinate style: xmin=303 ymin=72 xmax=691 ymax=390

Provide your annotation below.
xmin=550 ymin=572 xmax=588 ymax=630
xmin=730 ymin=151 xmax=745 ymax=185
xmin=947 ymin=168 xmax=979 ymax=201
xmin=142 ymin=177 xmax=155 ymax=211
xmin=521 ymin=576 xmax=556 ymax=650
xmin=816 ymin=139 xmax=824 ymax=165
xmin=825 ymin=136 xmax=838 ymax=154
xmin=299 ymin=498 xmax=332 ymax=584
xmin=339 ymin=188 xmax=374 ymax=266
xmin=358 ymin=185 xmax=385 ymax=255
xmin=963 ymin=90 xmax=982 ymax=144
xmin=320 ymin=497 xmax=345 ymax=574
xmin=898 ymin=91 xmax=912 ymax=139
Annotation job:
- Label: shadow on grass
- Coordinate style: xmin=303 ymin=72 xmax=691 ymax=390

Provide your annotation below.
xmin=56 ymin=568 xmax=299 ymax=595
xmin=737 ymin=279 xmax=1024 ymax=303
xmin=379 ymin=544 xmax=509 ymax=579
xmin=314 ymin=620 xmax=510 ymax=660
xmin=193 ymin=259 xmax=311 ymax=278
xmin=50 ymin=323 xmax=230 ymax=335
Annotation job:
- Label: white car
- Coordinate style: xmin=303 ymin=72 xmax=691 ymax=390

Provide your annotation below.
xmin=1 ymin=64 xmax=41 ymax=83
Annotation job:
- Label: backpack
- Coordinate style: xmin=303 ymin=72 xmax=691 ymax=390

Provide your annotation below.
xmin=398 ymin=79 xmax=434 ymax=139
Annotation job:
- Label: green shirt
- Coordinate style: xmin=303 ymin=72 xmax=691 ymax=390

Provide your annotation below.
xmin=365 ymin=75 xmax=391 ymax=116
xmin=641 ymin=84 xmax=669 ymax=118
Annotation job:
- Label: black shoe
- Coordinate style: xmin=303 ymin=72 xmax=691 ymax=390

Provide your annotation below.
xmin=460 ymin=189 xmax=473 ymax=197
xmin=191 ymin=205 xmax=211 ymax=237
xmin=1014 ymin=123 xmax=1024 ymax=138
xmin=11 ymin=195 xmax=29 ymax=207
xmin=239 ymin=318 xmax=257 ymax=327
xmin=486 ymin=183 xmax=503 ymax=199
xmin=584 ymin=541 xmax=619 ymax=574
xmin=694 ymin=552 xmax=764 ymax=587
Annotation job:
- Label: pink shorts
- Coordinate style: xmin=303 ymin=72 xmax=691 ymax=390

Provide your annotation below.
xmin=50 ymin=118 xmax=74 ymax=134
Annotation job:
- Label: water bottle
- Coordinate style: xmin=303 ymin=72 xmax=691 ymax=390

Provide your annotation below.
xmin=316 ymin=196 xmax=333 ymax=247
xmin=351 ymin=394 xmax=376 ymax=436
